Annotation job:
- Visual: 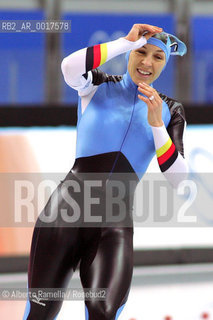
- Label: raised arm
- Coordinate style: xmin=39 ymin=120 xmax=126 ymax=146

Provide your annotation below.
xmin=61 ymin=24 xmax=162 ymax=95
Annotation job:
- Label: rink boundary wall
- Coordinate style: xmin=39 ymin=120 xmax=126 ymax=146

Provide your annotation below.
xmin=0 ymin=105 xmax=213 ymax=126
xmin=1 ymin=248 xmax=213 ymax=273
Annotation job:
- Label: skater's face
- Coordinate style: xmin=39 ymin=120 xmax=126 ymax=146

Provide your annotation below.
xmin=128 ymin=44 xmax=166 ymax=85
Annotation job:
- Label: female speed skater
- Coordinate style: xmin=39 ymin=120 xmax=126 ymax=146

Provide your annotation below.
xmin=23 ymin=23 xmax=188 ymax=320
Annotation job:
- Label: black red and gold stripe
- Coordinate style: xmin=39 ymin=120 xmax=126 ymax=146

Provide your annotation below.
xmin=86 ymin=43 xmax=107 ymax=72
xmin=156 ymin=138 xmax=178 ymax=172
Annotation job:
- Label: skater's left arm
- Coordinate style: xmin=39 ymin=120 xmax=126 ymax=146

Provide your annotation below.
xmin=138 ymin=82 xmax=188 ymax=188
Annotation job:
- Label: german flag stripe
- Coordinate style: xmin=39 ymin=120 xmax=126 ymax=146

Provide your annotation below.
xmin=159 ymin=149 xmax=178 ymax=172
xmin=158 ymin=142 xmax=176 ymax=165
xmin=156 ymin=138 xmax=172 ymax=158
xmin=86 ymin=43 xmax=108 ymax=73
xmin=86 ymin=46 xmax=94 ymax=72
xmin=93 ymin=45 xmax=101 ymax=69
xmin=100 ymin=43 xmax=107 ymax=65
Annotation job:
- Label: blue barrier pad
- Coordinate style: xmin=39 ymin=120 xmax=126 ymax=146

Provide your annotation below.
xmin=0 ymin=10 xmax=45 ymax=104
xmin=191 ymin=16 xmax=213 ymax=103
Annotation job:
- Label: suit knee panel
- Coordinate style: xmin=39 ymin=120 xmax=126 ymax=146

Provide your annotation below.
xmin=86 ymin=300 xmax=119 ymax=320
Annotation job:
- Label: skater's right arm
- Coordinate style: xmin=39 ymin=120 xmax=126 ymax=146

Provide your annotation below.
xmin=61 ymin=24 xmax=162 ymax=95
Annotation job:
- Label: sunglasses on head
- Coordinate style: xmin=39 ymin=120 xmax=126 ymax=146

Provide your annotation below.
xmin=143 ymin=30 xmax=187 ymax=56
xmin=152 ymin=32 xmax=179 ymax=53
